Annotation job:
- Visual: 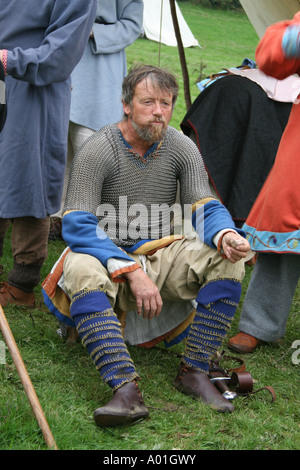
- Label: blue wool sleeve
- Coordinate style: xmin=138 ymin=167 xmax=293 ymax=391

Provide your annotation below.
xmin=62 ymin=211 xmax=135 ymax=268
xmin=192 ymin=200 xmax=245 ymax=248
xmin=282 ymin=24 xmax=300 ymax=58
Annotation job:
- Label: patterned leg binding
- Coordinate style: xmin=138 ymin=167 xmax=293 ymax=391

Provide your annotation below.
xmin=70 ymin=289 xmax=139 ymax=391
xmin=183 ymin=279 xmax=242 ymax=373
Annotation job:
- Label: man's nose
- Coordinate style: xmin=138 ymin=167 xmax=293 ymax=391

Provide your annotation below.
xmin=152 ymin=102 xmax=163 ymax=115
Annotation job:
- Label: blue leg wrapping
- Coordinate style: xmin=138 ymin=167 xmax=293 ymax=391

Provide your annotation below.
xmin=70 ymin=289 xmax=138 ymax=391
xmin=183 ymin=279 xmax=241 ymax=373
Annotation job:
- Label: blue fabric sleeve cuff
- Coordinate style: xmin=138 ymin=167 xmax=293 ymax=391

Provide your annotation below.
xmin=192 ymin=200 xmax=245 ymax=248
xmin=62 ymin=211 xmax=135 ymax=267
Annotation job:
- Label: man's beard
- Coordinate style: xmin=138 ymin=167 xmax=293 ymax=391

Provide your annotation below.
xmin=131 ymin=118 xmax=167 ymax=143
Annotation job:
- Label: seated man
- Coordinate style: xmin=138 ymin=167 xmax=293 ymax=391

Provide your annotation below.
xmin=43 ymin=65 xmax=250 ymax=427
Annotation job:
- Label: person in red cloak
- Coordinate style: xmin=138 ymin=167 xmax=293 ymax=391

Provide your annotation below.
xmin=229 ymin=12 xmax=300 ymax=353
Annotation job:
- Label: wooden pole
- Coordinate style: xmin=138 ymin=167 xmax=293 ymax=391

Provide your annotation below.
xmin=0 ymin=305 xmax=58 ymax=450
xmin=169 ymin=0 xmax=192 ymax=110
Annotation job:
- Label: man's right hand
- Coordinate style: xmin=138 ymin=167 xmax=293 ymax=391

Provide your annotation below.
xmin=123 ymin=268 xmax=163 ymax=319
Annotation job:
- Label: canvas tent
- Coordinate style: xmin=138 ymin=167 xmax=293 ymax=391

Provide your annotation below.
xmin=240 ymin=0 xmax=300 ymax=38
xmin=142 ymin=0 xmax=199 ymax=47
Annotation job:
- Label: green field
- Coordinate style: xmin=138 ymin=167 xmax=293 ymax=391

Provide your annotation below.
xmin=0 ymin=3 xmax=299 ymax=452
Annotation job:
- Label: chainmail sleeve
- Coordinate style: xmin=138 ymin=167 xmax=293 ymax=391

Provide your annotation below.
xmin=64 ymin=126 xmax=118 ymax=215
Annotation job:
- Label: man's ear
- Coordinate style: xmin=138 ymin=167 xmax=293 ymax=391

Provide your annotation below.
xmin=122 ymin=100 xmax=130 ymax=117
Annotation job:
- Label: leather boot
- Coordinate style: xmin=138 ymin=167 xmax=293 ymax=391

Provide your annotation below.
xmin=228 ymin=332 xmax=260 ymax=353
xmin=0 ymin=282 xmax=35 ymax=307
xmin=94 ymin=380 xmax=149 ymax=427
xmin=174 ymin=364 xmax=235 ymax=413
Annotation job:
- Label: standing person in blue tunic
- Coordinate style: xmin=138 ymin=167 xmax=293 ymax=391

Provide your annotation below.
xmin=49 ymin=0 xmax=144 ymax=240
xmin=0 ymin=0 xmax=97 ymax=307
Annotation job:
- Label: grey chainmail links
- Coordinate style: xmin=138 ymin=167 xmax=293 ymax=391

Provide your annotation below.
xmin=65 ymin=123 xmax=215 ymax=247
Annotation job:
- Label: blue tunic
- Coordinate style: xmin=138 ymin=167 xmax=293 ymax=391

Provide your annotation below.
xmin=70 ymin=0 xmax=144 ymax=131
xmin=0 ymin=0 xmax=97 ymax=218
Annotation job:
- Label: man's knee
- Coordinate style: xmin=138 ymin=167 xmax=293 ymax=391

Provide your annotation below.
xmin=204 ymin=248 xmax=245 ymax=283
xmin=63 ymin=251 xmax=108 ymax=297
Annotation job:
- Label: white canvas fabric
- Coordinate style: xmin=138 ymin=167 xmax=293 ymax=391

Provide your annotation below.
xmin=142 ymin=0 xmax=199 ymax=47
xmin=240 ymin=0 xmax=300 ymax=38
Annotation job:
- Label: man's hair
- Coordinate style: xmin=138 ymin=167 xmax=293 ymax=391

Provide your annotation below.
xmin=122 ymin=64 xmax=179 ymax=110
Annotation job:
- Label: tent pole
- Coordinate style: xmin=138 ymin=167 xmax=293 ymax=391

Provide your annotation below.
xmin=0 ymin=305 xmax=58 ymax=450
xmin=169 ymin=0 xmax=191 ymax=110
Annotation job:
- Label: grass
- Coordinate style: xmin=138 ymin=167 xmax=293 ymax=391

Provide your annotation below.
xmin=0 ymin=3 xmax=299 ymax=452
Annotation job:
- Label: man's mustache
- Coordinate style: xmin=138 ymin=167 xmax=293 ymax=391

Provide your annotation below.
xmin=149 ymin=118 xmax=165 ymax=124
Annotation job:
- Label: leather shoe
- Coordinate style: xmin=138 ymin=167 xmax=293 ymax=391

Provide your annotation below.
xmin=0 ymin=282 xmax=35 ymax=307
xmin=94 ymin=380 xmax=149 ymax=427
xmin=174 ymin=364 xmax=234 ymax=413
xmin=228 ymin=332 xmax=260 ymax=353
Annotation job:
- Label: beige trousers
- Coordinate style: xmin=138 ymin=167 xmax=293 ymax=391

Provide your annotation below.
xmin=63 ymin=237 xmax=245 ymax=311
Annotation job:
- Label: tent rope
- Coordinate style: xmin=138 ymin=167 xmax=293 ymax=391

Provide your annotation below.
xmin=158 ymin=0 xmax=164 ymax=65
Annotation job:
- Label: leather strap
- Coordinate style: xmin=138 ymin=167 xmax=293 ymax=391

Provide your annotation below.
xmin=209 ymin=352 xmax=276 ymax=402
xmin=228 ymin=371 xmax=253 ymax=394
xmin=249 ymin=385 xmax=276 ymax=403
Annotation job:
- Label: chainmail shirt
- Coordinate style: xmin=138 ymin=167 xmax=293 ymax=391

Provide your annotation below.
xmin=65 ymin=123 xmax=214 ymax=247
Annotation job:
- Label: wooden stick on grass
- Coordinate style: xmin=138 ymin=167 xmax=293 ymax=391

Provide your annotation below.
xmin=0 ymin=305 xmax=58 ymax=450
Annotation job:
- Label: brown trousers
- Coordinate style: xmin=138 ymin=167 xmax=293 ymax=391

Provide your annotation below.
xmin=0 ymin=216 xmax=50 ymax=291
